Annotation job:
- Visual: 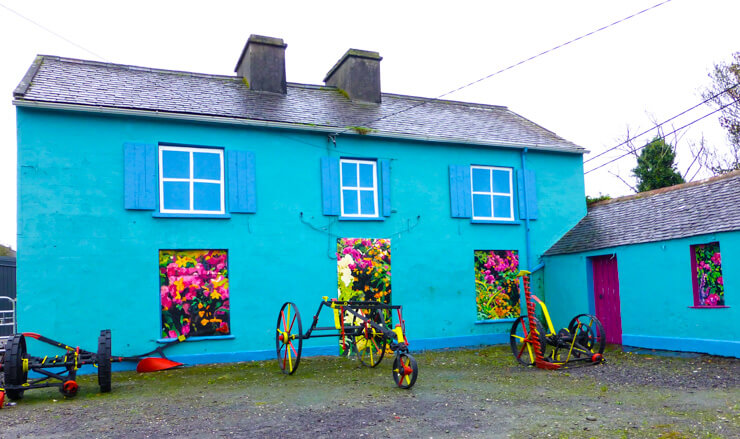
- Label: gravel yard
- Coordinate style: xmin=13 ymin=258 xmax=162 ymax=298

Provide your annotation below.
xmin=1 ymin=345 xmax=738 ymax=438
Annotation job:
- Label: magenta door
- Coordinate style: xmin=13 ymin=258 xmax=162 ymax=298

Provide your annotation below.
xmin=592 ymin=255 xmax=622 ymax=344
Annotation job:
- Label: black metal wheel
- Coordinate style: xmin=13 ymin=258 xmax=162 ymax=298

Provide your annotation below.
xmin=509 ymin=315 xmax=547 ymax=366
xmin=567 ymin=314 xmax=606 ymax=357
xmin=4 ymin=334 xmax=28 ymax=401
xmin=392 ymin=352 xmax=418 ymax=389
xmin=276 ymin=302 xmax=303 ymax=375
xmin=97 ymin=329 xmax=112 ymax=393
xmin=353 ymin=309 xmax=387 ymax=367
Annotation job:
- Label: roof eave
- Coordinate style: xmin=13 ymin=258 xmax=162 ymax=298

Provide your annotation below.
xmin=13 ymin=99 xmax=587 ymax=154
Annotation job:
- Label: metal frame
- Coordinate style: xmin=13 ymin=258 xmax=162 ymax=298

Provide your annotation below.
xmin=276 ymin=298 xmax=418 ymax=388
xmin=0 ymin=296 xmax=15 ymax=336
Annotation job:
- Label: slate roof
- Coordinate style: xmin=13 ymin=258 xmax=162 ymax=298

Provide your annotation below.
xmin=544 ymin=171 xmax=740 ymax=256
xmin=12 ymin=56 xmax=584 ymax=153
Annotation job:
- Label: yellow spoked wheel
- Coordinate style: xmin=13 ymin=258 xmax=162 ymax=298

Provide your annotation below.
xmin=392 ymin=353 xmax=418 ymax=389
xmin=276 ymin=302 xmax=303 ymax=375
xmin=509 ymin=315 xmax=547 ymax=366
xmin=353 ymin=310 xmax=386 ymax=368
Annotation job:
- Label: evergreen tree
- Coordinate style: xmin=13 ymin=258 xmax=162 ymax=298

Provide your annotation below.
xmin=632 ymin=137 xmax=685 ymax=192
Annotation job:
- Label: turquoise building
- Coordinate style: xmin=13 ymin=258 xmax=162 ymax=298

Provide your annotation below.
xmin=544 ymin=172 xmax=740 ymax=358
xmin=13 ymin=35 xmax=587 ymax=365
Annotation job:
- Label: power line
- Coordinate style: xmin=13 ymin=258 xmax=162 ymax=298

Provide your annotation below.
xmin=0 ymin=2 xmax=110 ymax=62
xmin=584 ymin=83 xmax=740 ymax=164
xmin=584 ymin=97 xmax=740 ymax=174
xmin=331 ymin=0 xmax=674 ymax=137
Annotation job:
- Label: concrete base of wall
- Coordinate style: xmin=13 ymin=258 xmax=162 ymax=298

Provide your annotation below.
xmin=623 ymin=334 xmax=740 ymax=358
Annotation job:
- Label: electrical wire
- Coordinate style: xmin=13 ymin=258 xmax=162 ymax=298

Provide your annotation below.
xmin=584 ymin=96 xmax=740 ymax=174
xmin=331 ymin=0 xmax=675 ymax=137
xmin=0 ymin=2 xmax=110 ymax=62
xmin=584 ymin=82 xmax=740 ymax=164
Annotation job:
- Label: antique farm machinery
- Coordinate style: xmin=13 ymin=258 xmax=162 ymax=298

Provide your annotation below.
xmin=510 ymin=271 xmax=606 ymax=369
xmin=276 ymin=298 xmax=419 ymax=389
xmin=0 ymin=330 xmax=186 ymax=407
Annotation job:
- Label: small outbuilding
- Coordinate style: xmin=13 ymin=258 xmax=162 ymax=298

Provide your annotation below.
xmin=543 ymin=171 xmax=740 ymax=357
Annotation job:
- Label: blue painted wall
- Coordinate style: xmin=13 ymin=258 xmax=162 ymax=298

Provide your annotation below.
xmin=543 ymin=232 xmax=740 ymax=357
xmin=16 ymin=107 xmax=586 ymax=363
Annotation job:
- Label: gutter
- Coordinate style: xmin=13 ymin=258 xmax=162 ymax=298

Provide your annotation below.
xmin=521 ymin=148 xmax=533 ymax=270
xmin=13 ymin=99 xmax=588 ymax=155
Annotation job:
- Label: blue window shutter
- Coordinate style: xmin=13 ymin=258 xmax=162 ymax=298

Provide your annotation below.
xmin=449 ymin=165 xmax=471 ymax=218
xmin=517 ymin=169 xmax=538 ymax=220
xmin=380 ymin=159 xmax=391 ymax=217
xmin=321 ymin=157 xmax=340 ymax=215
xmin=228 ymin=150 xmax=256 ymax=213
xmin=123 ymin=143 xmax=156 ymax=210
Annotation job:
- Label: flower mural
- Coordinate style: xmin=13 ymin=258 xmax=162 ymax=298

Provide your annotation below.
xmin=159 ymin=250 xmax=230 ymax=338
xmin=337 ymin=238 xmax=391 ymax=303
xmin=336 ymin=238 xmax=391 ymax=355
xmin=694 ymin=242 xmax=724 ymax=307
xmin=474 ymin=250 xmax=520 ymax=320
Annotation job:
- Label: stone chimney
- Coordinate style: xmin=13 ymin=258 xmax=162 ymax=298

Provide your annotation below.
xmin=235 ymin=35 xmax=287 ymax=94
xmin=324 ymin=49 xmax=382 ymax=104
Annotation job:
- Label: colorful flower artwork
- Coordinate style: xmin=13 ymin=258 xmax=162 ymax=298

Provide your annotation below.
xmin=337 ymin=238 xmax=391 ymax=303
xmin=474 ymin=250 xmax=520 ymax=320
xmin=694 ymin=242 xmax=724 ymax=307
xmin=336 ymin=238 xmax=391 ymax=355
xmin=159 ymin=250 xmax=230 ymax=338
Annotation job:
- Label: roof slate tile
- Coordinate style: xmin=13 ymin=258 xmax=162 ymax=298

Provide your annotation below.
xmin=14 ymin=56 xmax=584 ymax=153
xmin=544 ymin=171 xmax=740 ymax=256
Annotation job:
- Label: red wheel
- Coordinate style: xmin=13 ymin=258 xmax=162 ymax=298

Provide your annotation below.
xmin=509 ymin=315 xmax=547 ymax=366
xmin=353 ymin=309 xmax=386 ymax=367
xmin=392 ymin=353 xmax=418 ymax=389
xmin=61 ymin=380 xmax=79 ymax=397
xmin=276 ymin=302 xmax=303 ymax=375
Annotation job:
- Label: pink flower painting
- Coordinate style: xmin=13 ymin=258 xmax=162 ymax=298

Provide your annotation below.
xmin=475 ymin=250 xmax=520 ymax=320
xmin=159 ymin=250 xmax=230 ymax=338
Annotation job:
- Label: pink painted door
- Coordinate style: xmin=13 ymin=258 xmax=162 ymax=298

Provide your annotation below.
xmin=592 ymin=255 xmax=622 ymax=344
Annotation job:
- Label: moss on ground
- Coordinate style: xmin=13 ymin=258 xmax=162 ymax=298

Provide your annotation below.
xmin=2 ymin=345 xmax=738 ymax=438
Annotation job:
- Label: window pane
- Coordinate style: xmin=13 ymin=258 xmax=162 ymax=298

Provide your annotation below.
xmin=359 ymin=190 xmax=376 ymax=215
xmin=359 ymin=163 xmax=375 ymax=188
xmin=341 ymin=162 xmax=357 ymax=187
xmin=343 ymin=190 xmax=358 ymax=215
xmin=491 ymin=169 xmax=510 ymax=193
xmin=193 ymin=152 xmax=221 ymax=180
xmin=163 ymin=181 xmax=190 ymax=210
xmin=493 ymin=195 xmax=512 ymax=219
xmin=472 ymin=168 xmax=491 ymax=192
xmin=162 ymin=150 xmax=190 ymax=179
xmin=473 ymin=194 xmax=492 ymax=218
xmin=193 ymin=182 xmax=222 ymax=212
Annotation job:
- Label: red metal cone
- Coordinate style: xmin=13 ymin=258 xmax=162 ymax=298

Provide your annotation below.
xmin=136 ymin=357 xmax=183 ymax=373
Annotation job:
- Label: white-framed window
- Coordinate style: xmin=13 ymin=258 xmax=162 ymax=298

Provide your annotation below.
xmin=340 ymin=158 xmax=378 ymax=217
xmin=159 ymin=145 xmax=225 ymax=215
xmin=471 ymin=166 xmax=514 ymax=221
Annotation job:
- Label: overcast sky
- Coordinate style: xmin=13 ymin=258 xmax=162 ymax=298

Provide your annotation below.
xmin=1 ymin=0 xmax=738 ymax=249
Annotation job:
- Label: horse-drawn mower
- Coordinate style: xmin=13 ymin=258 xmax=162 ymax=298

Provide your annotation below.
xmin=0 ymin=330 xmax=186 ymax=407
xmin=510 ymin=271 xmax=606 ymax=369
xmin=276 ymin=297 xmax=418 ymax=389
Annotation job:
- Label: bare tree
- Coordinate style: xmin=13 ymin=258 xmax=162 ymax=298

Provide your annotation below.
xmin=700 ymin=52 xmax=740 ymax=174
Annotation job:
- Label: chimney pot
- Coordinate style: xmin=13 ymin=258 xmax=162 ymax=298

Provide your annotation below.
xmin=324 ymin=49 xmax=382 ymax=103
xmin=235 ymin=35 xmax=287 ymax=94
